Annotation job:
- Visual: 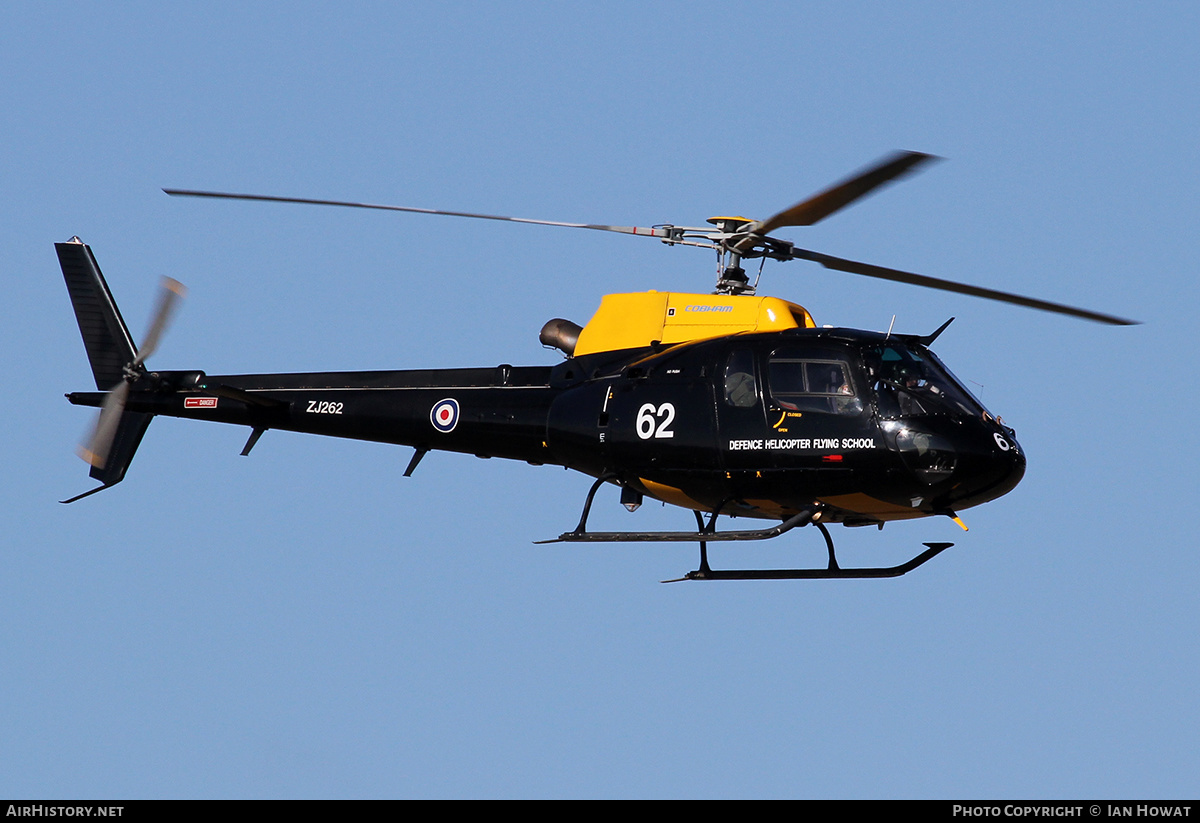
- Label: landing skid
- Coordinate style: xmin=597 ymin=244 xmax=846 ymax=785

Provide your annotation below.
xmin=663 ymin=512 xmax=952 ymax=582
xmin=663 ymin=535 xmax=955 ymax=582
xmin=540 ymin=474 xmax=954 ymax=581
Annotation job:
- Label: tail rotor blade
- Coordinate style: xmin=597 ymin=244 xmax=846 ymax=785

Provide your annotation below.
xmin=133 ymin=277 xmax=186 ymax=367
xmin=77 ymin=380 xmax=130 ymax=469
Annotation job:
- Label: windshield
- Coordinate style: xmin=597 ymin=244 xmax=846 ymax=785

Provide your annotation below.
xmin=864 ymin=343 xmax=991 ymax=419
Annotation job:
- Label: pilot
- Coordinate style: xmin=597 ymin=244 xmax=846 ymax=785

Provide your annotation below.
xmin=725 ymin=369 xmax=757 ymax=408
xmin=895 ymin=367 xmax=927 ymax=416
xmin=827 ymin=366 xmax=861 ymax=414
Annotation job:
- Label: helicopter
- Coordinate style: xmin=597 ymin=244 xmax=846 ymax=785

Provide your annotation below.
xmin=59 ymin=151 xmax=1136 ymax=581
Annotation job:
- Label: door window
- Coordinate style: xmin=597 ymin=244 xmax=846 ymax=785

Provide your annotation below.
xmin=723 ymin=349 xmax=758 ymax=408
xmin=768 ymin=353 xmax=862 ymax=415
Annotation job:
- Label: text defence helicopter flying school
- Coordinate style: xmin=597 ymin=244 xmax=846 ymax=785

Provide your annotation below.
xmin=59 ymin=152 xmax=1136 ymax=580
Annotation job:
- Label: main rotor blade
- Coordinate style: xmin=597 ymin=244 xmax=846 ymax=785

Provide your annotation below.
xmin=163 ymin=189 xmax=678 ymax=240
xmin=792 ymin=248 xmax=1139 ymax=325
xmin=133 ymin=277 xmax=186 ymax=367
xmin=755 ymin=151 xmax=940 ymax=236
xmin=78 ymin=380 xmax=130 ymax=469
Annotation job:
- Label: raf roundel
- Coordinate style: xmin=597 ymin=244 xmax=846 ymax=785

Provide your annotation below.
xmin=430 ymin=398 xmax=460 ymax=433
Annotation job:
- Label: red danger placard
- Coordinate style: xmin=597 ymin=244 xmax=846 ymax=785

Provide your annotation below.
xmin=184 ymin=397 xmax=218 ymax=409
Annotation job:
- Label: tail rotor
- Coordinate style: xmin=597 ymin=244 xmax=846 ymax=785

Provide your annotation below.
xmin=77 ymin=277 xmax=186 ymax=469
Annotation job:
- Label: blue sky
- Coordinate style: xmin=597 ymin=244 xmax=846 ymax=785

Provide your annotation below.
xmin=3 ymin=2 xmax=1197 ymax=798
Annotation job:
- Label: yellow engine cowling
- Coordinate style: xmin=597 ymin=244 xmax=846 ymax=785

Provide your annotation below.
xmin=572 ymin=291 xmax=816 ymax=356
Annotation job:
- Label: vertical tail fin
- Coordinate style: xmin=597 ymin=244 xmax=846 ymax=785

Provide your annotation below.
xmin=58 ymin=239 xmax=154 ymax=502
xmin=56 ymin=238 xmax=138 ymax=391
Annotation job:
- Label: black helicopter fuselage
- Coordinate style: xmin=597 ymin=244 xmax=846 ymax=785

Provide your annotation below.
xmin=62 ymin=151 xmax=1131 ymax=575
xmin=68 ymin=327 xmax=1025 ymax=527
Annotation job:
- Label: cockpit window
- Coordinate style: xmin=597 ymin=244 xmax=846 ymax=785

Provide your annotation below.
xmin=767 ymin=350 xmax=863 ymax=415
xmin=865 ymin=344 xmax=990 ymax=419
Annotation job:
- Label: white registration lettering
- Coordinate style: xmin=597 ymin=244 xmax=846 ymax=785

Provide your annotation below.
xmin=306 ymin=400 xmax=344 ymax=415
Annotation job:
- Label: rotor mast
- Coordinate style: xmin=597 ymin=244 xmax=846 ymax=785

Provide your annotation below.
xmin=708 ymin=216 xmax=756 ymax=295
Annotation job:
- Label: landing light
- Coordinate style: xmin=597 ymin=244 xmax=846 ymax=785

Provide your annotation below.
xmin=621 ymin=487 xmax=643 ymax=513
